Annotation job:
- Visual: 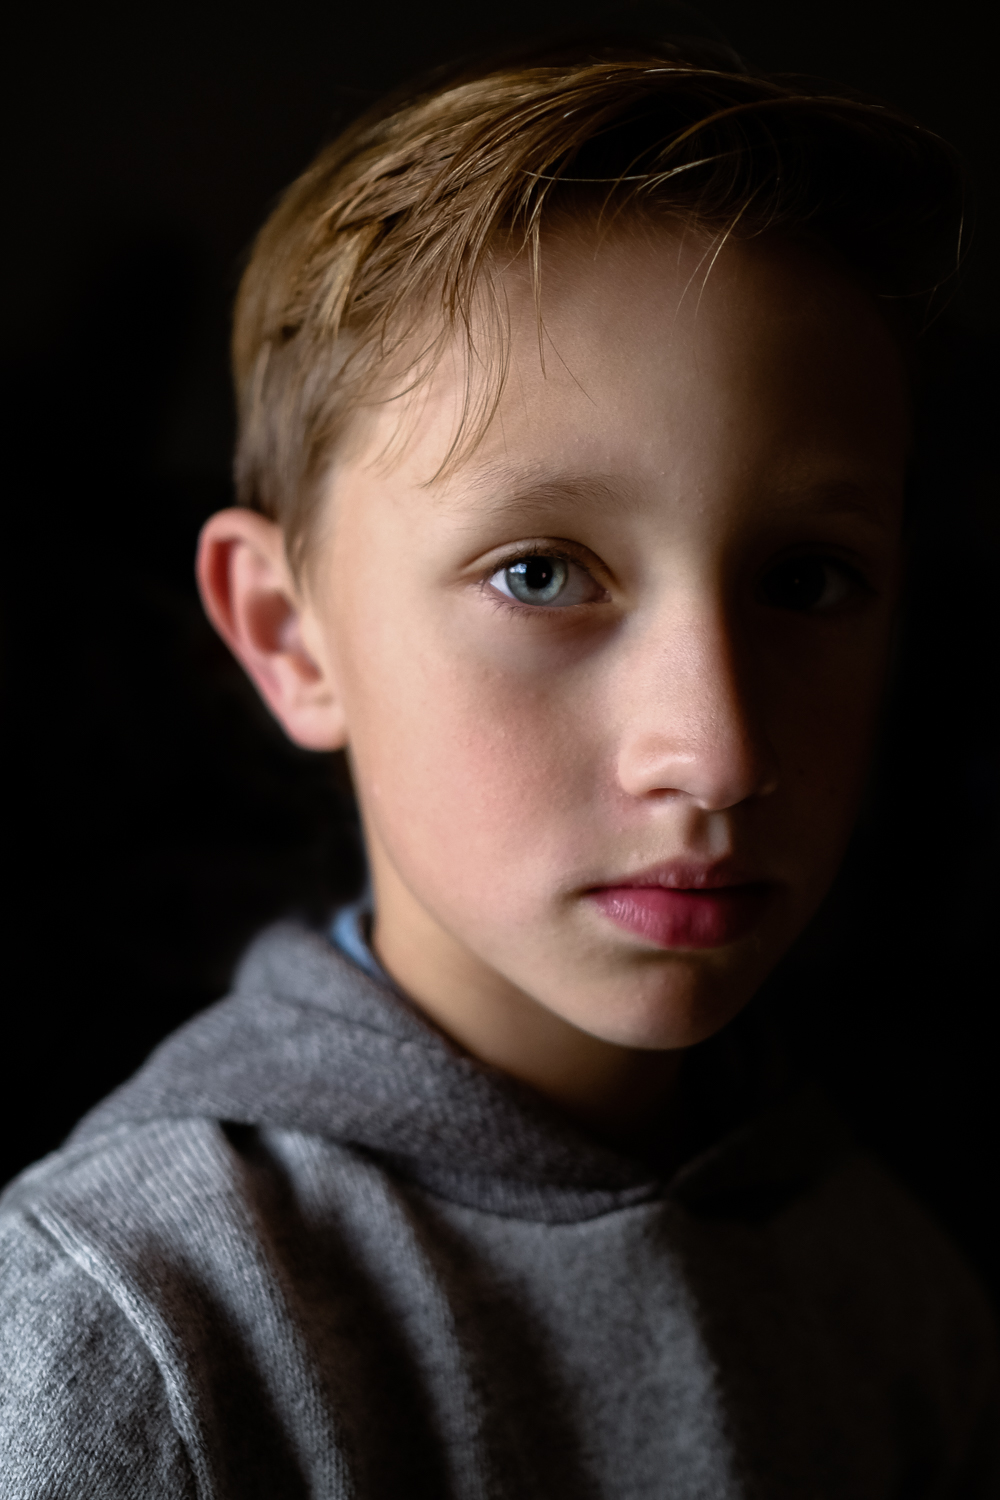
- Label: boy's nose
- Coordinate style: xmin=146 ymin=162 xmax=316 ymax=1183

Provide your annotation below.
xmin=614 ymin=604 xmax=778 ymax=812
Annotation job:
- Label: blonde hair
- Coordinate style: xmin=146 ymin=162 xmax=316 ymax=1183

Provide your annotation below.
xmin=233 ymin=41 xmax=963 ymax=569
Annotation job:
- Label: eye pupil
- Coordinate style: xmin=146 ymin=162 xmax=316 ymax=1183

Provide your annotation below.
xmin=763 ymin=558 xmax=830 ymax=611
xmin=523 ymin=558 xmax=556 ymax=590
xmin=506 ymin=556 xmax=568 ymax=604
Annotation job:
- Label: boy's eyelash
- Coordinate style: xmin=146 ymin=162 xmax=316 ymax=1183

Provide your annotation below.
xmin=491 ymin=545 xmax=584 ymax=568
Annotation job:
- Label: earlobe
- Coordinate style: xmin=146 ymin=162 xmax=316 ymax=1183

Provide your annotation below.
xmin=195 ymin=508 xmax=348 ymax=751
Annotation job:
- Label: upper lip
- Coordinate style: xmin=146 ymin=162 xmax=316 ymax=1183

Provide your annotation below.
xmin=587 ymin=858 xmax=772 ymax=892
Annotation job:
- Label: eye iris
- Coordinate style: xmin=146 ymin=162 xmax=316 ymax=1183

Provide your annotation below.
xmin=765 ymin=558 xmax=830 ymax=611
xmin=505 ymin=556 xmax=568 ymax=604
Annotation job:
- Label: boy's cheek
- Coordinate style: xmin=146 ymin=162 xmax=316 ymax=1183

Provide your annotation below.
xmin=356 ymin=666 xmax=599 ymax=908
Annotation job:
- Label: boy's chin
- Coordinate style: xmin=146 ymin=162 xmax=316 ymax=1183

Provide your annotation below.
xmin=539 ymin=956 xmax=770 ymax=1053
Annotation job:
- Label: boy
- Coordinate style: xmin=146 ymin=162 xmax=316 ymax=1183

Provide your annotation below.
xmin=2 ymin=26 xmax=997 ymax=1498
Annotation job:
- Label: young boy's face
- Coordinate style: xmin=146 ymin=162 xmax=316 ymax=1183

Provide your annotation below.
xmin=251 ymin=227 xmax=908 ymax=1057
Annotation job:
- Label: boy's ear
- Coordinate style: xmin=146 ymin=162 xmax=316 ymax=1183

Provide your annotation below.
xmin=196 ymin=508 xmax=347 ymax=751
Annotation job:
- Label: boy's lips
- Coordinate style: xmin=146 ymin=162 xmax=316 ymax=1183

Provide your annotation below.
xmin=584 ymin=860 xmax=776 ymax=950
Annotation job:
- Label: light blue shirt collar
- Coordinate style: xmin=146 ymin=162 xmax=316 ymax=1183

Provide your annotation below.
xmin=329 ymin=895 xmax=386 ymax=985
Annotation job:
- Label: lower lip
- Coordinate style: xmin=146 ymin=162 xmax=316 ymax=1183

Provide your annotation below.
xmin=587 ymin=885 xmax=772 ymax=949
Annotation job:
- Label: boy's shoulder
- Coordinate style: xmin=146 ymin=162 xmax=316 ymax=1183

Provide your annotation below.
xmin=0 ymin=1110 xmax=369 ymax=1497
xmin=0 ymin=1128 xmax=202 ymax=1497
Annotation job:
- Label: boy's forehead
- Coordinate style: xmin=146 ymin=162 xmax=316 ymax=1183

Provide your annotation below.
xmin=339 ymin=225 xmax=907 ymax=520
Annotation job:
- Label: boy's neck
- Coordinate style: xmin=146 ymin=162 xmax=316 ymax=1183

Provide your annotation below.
xmin=369 ymin=858 xmax=682 ymax=1155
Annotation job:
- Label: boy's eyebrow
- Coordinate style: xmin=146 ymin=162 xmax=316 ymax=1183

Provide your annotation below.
xmin=457 ymin=463 xmax=631 ymax=520
xmin=767 ymin=480 xmax=902 ymax=530
xmin=454 ymin=463 xmax=897 ymax=528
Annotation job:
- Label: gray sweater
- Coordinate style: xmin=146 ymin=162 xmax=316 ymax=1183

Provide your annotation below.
xmin=1 ymin=921 xmax=996 ymax=1498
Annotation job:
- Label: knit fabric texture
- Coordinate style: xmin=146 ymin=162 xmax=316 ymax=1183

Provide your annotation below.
xmin=1 ymin=921 xmax=997 ymax=1497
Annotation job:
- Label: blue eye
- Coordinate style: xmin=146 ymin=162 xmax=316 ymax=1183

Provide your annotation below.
xmin=489 ymin=554 xmax=602 ymax=608
xmin=504 ymin=557 xmax=568 ymax=603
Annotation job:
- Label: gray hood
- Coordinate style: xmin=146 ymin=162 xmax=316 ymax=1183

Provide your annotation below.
xmin=71 ymin=920 xmax=848 ymax=1224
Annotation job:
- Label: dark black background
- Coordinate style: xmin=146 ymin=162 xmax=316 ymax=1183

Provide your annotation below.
xmin=3 ymin=1 xmax=997 ymax=1299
